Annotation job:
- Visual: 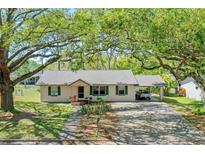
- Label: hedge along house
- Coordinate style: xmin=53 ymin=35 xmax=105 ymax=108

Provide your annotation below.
xmin=37 ymin=70 xmax=139 ymax=102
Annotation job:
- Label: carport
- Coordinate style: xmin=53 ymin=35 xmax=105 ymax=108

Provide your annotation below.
xmin=135 ymin=75 xmax=166 ymax=101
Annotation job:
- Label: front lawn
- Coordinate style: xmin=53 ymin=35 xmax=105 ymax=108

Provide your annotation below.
xmin=0 ymin=85 xmax=72 ymax=140
xmin=154 ymin=95 xmax=205 ymax=133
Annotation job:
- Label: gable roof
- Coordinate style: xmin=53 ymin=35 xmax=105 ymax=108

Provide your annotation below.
xmin=135 ymin=75 xmax=166 ymax=87
xmin=37 ymin=70 xmax=138 ymax=85
xmin=68 ymin=78 xmax=91 ymax=86
xmin=180 ymin=77 xmax=200 ymax=86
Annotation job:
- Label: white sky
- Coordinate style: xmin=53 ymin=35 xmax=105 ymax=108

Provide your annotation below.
xmin=0 ymin=0 xmax=205 ymax=8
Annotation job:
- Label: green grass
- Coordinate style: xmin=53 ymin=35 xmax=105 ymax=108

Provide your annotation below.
xmin=154 ymin=95 xmax=205 ymax=133
xmin=161 ymin=95 xmax=203 ymax=111
xmin=0 ymin=85 xmax=73 ymax=140
xmin=14 ymin=85 xmax=40 ymax=102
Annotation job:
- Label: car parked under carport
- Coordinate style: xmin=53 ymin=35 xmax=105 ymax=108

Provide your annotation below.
xmin=135 ymin=75 xmax=166 ymax=101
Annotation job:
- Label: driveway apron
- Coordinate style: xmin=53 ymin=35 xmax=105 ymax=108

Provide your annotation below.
xmin=110 ymin=101 xmax=205 ymax=145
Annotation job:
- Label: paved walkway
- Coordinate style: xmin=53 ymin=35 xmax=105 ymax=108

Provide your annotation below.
xmin=58 ymin=106 xmax=81 ymax=140
xmin=110 ymin=101 xmax=205 ymax=145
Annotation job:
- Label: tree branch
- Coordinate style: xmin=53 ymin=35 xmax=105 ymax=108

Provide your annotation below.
xmin=7 ymin=36 xmax=79 ymax=64
xmin=13 ymin=55 xmax=61 ymax=85
xmin=10 ymin=54 xmax=58 ymax=73
xmin=132 ymin=54 xmax=161 ymax=70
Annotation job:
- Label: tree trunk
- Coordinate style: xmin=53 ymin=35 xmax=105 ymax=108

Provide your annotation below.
xmin=58 ymin=61 xmax=61 ymax=71
xmin=1 ymin=82 xmax=14 ymax=111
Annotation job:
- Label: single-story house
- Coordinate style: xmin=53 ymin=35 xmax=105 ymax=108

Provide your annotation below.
xmin=180 ymin=77 xmax=203 ymax=101
xmin=37 ymin=70 xmax=139 ymax=102
xmin=37 ymin=70 xmax=166 ymax=102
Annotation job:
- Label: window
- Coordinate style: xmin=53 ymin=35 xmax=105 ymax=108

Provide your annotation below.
xmin=118 ymin=85 xmax=125 ymax=95
xmin=78 ymin=86 xmax=84 ymax=98
xmin=48 ymin=86 xmax=61 ymax=96
xmin=116 ymin=85 xmax=128 ymax=95
xmin=93 ymin=86 xmax=99 ymax=95
xmin=100 ymin=86 xmax=106 ymax=95
xmin=51 ymin=86 xmax=58 ymax=96
xmin=92 ymin=86 xmax=108 ymax=96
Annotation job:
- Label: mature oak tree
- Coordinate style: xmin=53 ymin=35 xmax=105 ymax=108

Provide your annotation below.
xmin=122 ymin=9 xmax=205 ymax=105
xmin=0 ymin=8 xmax=79 ymax=111
xmin=71 ymin=9 xmax=205 ymax=106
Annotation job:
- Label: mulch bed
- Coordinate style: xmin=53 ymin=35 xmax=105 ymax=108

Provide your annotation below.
xmin=76 ymin=109 xmax=119 ymax=141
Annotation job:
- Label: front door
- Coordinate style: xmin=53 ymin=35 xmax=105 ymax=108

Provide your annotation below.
xmin=78 ymin=86 xmax=84 ymax=99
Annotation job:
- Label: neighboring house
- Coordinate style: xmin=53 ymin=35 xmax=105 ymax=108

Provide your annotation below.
xmin=37 ymin=70 xmax=139 ymax=102
xmin=180 ymin=77 xmax=202 ymax=101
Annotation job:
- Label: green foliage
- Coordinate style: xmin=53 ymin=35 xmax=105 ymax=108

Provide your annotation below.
xmin=80 ymin=97 xmax=111 ymax=138
xmin=15 ymin=60 xmax=41 ymax=78
xmin=80 ymin=97 xmax=111 ymax=116
xmin=161 ymin=74 xmax=177 ymax=96
xmin=0 ymin=86 xmax=73 ymax=139
xmin=192 ymin=108 xmax=205 ymax=115
xmin=70 ymin=9 xmax=205 ymax=97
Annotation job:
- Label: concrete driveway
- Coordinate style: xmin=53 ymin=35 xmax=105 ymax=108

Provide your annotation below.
xmin=110 ymin=101 xmax=205 ymax=145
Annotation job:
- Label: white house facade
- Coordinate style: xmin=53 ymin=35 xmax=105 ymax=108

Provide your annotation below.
xmin=181 ymin=77 xmax=202 ymax=101
xmin=37 ymin=70 xmax=139 ymax=102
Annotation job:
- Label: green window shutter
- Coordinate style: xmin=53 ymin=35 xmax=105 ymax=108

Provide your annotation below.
xmin=90 ymin=86 xmax=93 ymax=95
xmin=48 ymin=86 xmax=51 ymax=96
xmin=116 ymin=86 xmax=119 ymax=95
xmin=125 ymin=85 xmax=128 ymax=95
xmin=106 ymin=86 xmax=109 ymax=95
xmin=58 ymin=86 xmax=61 ymax=95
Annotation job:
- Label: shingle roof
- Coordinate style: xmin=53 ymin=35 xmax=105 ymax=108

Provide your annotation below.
xmin=37 ymin=70 xmax=138 ymax=85
xmin=135 ymin=75 xmax=166 ymax=87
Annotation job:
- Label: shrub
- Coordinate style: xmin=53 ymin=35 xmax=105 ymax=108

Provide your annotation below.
xmin=80 ymin=98 xmax=111 ymax=115
xmin=192 ymin=108 xmax=205 ymax=115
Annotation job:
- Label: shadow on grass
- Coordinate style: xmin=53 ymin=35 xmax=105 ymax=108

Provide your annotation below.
xmin=0 ymin=101 xmax=72 ymax=140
